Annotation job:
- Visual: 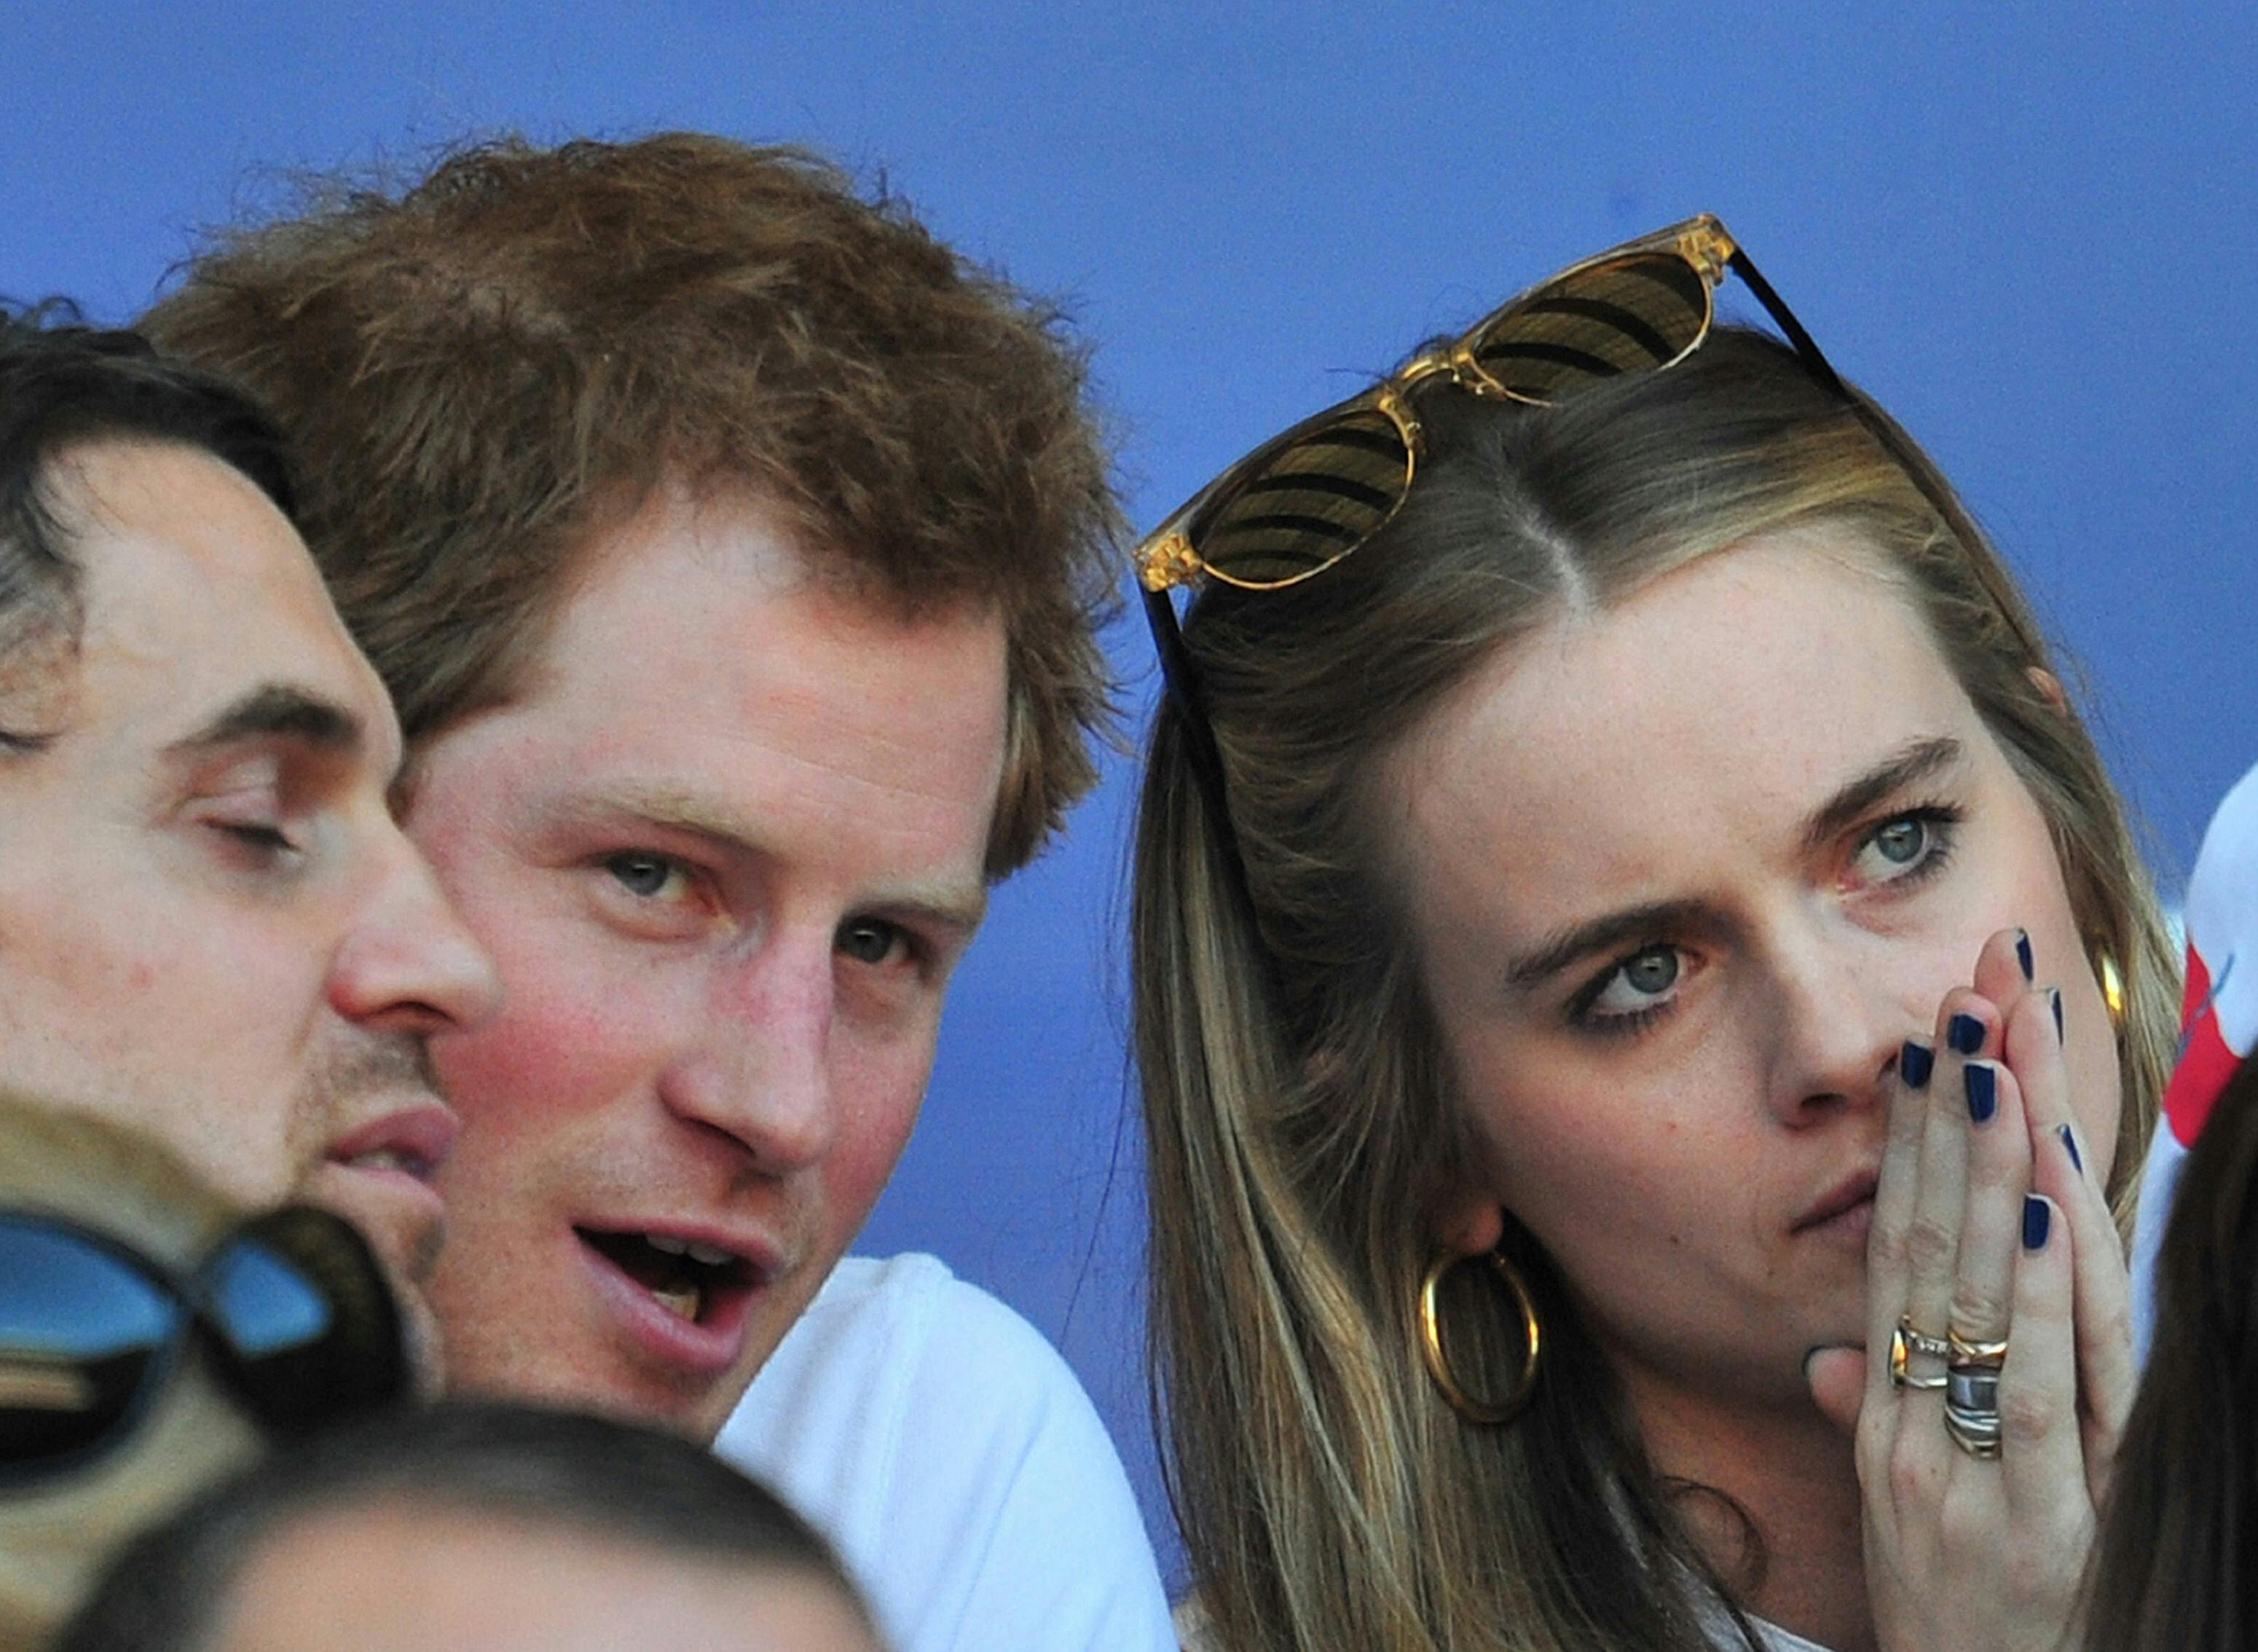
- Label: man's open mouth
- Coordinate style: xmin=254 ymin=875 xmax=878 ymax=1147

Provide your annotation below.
xmin=575 ymin=1228 xmax=754 ymax=1325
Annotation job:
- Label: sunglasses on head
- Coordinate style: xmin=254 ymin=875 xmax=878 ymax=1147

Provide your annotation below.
xmin=0 ymin=1204 xmax=411 ymax=1490
xmin=1136 ymin=216 xmax=1844 ymax=603
xmin=1133 ymin=216 xmax=2015 ymax=881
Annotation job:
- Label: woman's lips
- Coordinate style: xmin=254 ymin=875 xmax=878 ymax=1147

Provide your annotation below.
xmin=1793 ymin=1169 xmax=1880 ymax=1238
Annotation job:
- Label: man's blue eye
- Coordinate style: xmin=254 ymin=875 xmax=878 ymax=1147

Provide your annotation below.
xmin=837 ymin=919 xmax=903 ymax=965
xmin=606 ymin=854 xmax=675 ymax=897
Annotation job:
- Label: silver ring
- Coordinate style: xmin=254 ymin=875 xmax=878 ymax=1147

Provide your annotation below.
xmin=1946 ymin=1365 xmax=1999 ymax=1415
xmin=1943 ymin=1362 xmax=2004 ymax=1458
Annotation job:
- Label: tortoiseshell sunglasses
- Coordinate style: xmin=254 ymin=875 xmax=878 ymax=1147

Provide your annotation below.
xmin=1135 ymin=215 xmax=1841 ymax=606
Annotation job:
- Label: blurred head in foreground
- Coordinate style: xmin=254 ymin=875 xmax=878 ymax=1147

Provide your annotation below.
xmin=0 ymin=1096 xmax=412 ymax=1649
xmin=58 ymin=1401 xmax=884 ymax=1652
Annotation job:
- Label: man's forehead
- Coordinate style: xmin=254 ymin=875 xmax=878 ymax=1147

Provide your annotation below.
xmin=53 ymin=443 xmax=401 ymax=765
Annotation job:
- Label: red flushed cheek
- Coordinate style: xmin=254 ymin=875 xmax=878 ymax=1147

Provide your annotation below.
xmin=431 ymin=977 xmax=647 ymax=1134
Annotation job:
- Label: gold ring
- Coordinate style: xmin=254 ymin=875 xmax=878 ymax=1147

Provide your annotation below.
xmin=1897 ymin=1314 xmax=1951 ymax=1361
xmin=1947 ymin=1328 xmax=2010 ymax=1368
xmin=1889 ymin=1322 xmax=1948 ymax=1391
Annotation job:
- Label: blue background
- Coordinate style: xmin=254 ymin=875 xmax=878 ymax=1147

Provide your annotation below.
xmin=8 ymin=1 xmax=2253 ymax=1581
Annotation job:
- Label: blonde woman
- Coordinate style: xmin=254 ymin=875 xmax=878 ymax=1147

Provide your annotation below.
xmin=1131 ymin=219 xmax=2173 ymax=1652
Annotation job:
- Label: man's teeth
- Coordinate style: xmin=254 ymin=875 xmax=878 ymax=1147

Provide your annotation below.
xmin=642 ymin=1234 xmax=735 ymax=1267
xmin=651 ymin=1281 xmax=704 ymax=1321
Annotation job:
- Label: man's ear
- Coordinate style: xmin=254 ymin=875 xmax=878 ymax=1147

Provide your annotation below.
xmin=2028 ymin=666 xmax=2071 ymax=717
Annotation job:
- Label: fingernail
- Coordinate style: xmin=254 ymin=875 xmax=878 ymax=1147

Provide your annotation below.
xmin=2051 ymin=988 xmax=2065 ymax=1045
xmin=1900 ymin=1039 xmax=1935 ymax=1090
xmin=1948 ymin=1012 xmax=1986 ymax=1055
xmin=2015 ymin=929 xmax=2034 ymax=981
xmin=2023 ymin=1195 xmax=2051 ymax=1251
xmin=2059 ymin=1123 xmax=2083 ymax=1174
xmin=1964 ymin=1061 xmax=1997 ymax=1124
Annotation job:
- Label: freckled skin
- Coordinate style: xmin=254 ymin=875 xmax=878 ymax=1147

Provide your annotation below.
xmin=1404 ymin=531 xmax=2118 ymax=1423
xmin=409 ymin=480 xmax=1008 ymax=1439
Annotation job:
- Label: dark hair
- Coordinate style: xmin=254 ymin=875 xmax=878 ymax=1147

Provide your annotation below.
xmin=0 ymin=301 xmax=294 ymax=666
xmin=2083 ymin=1055 xmax=2258 ymax=1651
xmin=56 ymin=1400 xmax=871 ymax=1651
xmin=143 ymin=132 xmax=1123 ymax=878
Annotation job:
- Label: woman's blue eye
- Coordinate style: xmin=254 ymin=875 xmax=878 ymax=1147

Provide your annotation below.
xmin=1870 ymin=817 xmax=1927 ymax=865
xmin=1581 ymin=944 xmax=1683 ymax=1026
xmin=1621 ymin=948 xmax=1678 ymax=994
xmin=1852 ymin=809 xmax=1959 ymax=886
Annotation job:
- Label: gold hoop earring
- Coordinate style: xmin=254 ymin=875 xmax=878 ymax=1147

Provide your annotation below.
xmin=2087 ymin=942 xmax=2126 ymax=1034
xmin=1417 ymin=1248 xmax=1542 ymax=1425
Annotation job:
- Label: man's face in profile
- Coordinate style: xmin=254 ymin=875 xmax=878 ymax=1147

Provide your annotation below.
xmin=0 ymin=439 xmax=498 ymax=1284
xmin=404 ymin=481 xmax=1008 ymax=1438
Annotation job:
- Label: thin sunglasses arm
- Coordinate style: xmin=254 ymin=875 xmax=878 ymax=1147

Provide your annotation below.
xmin=1727 ymin=248 xmax=1849 ymax=396
xmin=1139 ymin=584 xmax=1283 ymax=1001
xmin=1144 ymin=586 xmax=1240 ymax=831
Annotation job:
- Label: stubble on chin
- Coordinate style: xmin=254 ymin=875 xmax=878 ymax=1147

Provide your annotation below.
xmin=296 ymin=1033 xmax=455 ymax=1363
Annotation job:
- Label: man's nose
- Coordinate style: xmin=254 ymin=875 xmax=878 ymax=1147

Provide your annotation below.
xmin=327 ymin=831 xmax=502 ymax=1035
xmin=656 ymin=937 xmax=838 ymax=1176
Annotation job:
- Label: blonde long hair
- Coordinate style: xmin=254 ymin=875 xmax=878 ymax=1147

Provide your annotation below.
xmin=1132 ymin=331 xmax=2176 ymax=1652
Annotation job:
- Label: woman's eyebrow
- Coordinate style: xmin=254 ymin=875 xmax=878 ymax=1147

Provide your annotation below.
xmin=1797 ymin=736 xmax=1964 ymax=857
xmin=1505 ymin=898 xmax=1712 ymax=991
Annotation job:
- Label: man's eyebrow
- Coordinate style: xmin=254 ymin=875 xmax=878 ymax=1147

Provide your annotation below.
xmin=1798 ymin=736 xmax=1964 ymax=859
xmin=1505 ymin=898 xmax=1713 ymax=991
xmin=164 ymin=684 xmax=364 ymax=759
xmin=567 ymin=779 xmax=991 ymax=936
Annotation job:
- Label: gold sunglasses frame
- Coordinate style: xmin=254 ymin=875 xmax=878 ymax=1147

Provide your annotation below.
xmin=1136 ymin=214 xmax=1741 ymax=596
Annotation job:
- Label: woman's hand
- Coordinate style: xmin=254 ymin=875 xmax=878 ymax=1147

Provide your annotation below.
xmin=1806 ymin=927 xmax=2134 ymax=1651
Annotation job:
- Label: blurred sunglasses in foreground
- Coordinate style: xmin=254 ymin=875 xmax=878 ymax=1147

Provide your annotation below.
xmin=0 ymin=1205 xmax=409 ymax=1488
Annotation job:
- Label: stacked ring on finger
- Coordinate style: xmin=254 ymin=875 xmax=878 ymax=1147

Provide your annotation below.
xmin=1889 ymin=1315 xmax=1950 ymax=1391
xmin=1943 ymin=1325 xmax=2007 ymax=1458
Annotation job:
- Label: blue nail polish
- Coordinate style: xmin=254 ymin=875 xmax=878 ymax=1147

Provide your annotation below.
xmin=2023 ymin=1195 xmax=2051 ymax=1251
xmin=1900 ymin=1040 xmax=1935 ymax=1090
xmin=1964 ymin=1062 xmax=1997 ymax=1124
xmin=1948 ymin=1013 xmax=1986 ymax=1055
xmin=2052 ymin=988 xmax=2065 ymax=1044
xmin=2015 ymin=930 xmax=2034 ymax=981
xmin=2059 ymin=1124 xmax=2083 ymax=1173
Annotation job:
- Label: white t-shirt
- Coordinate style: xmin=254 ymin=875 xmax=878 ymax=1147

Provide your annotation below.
xmin=716 ymin=1253 xmax=1177 ymax=1652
